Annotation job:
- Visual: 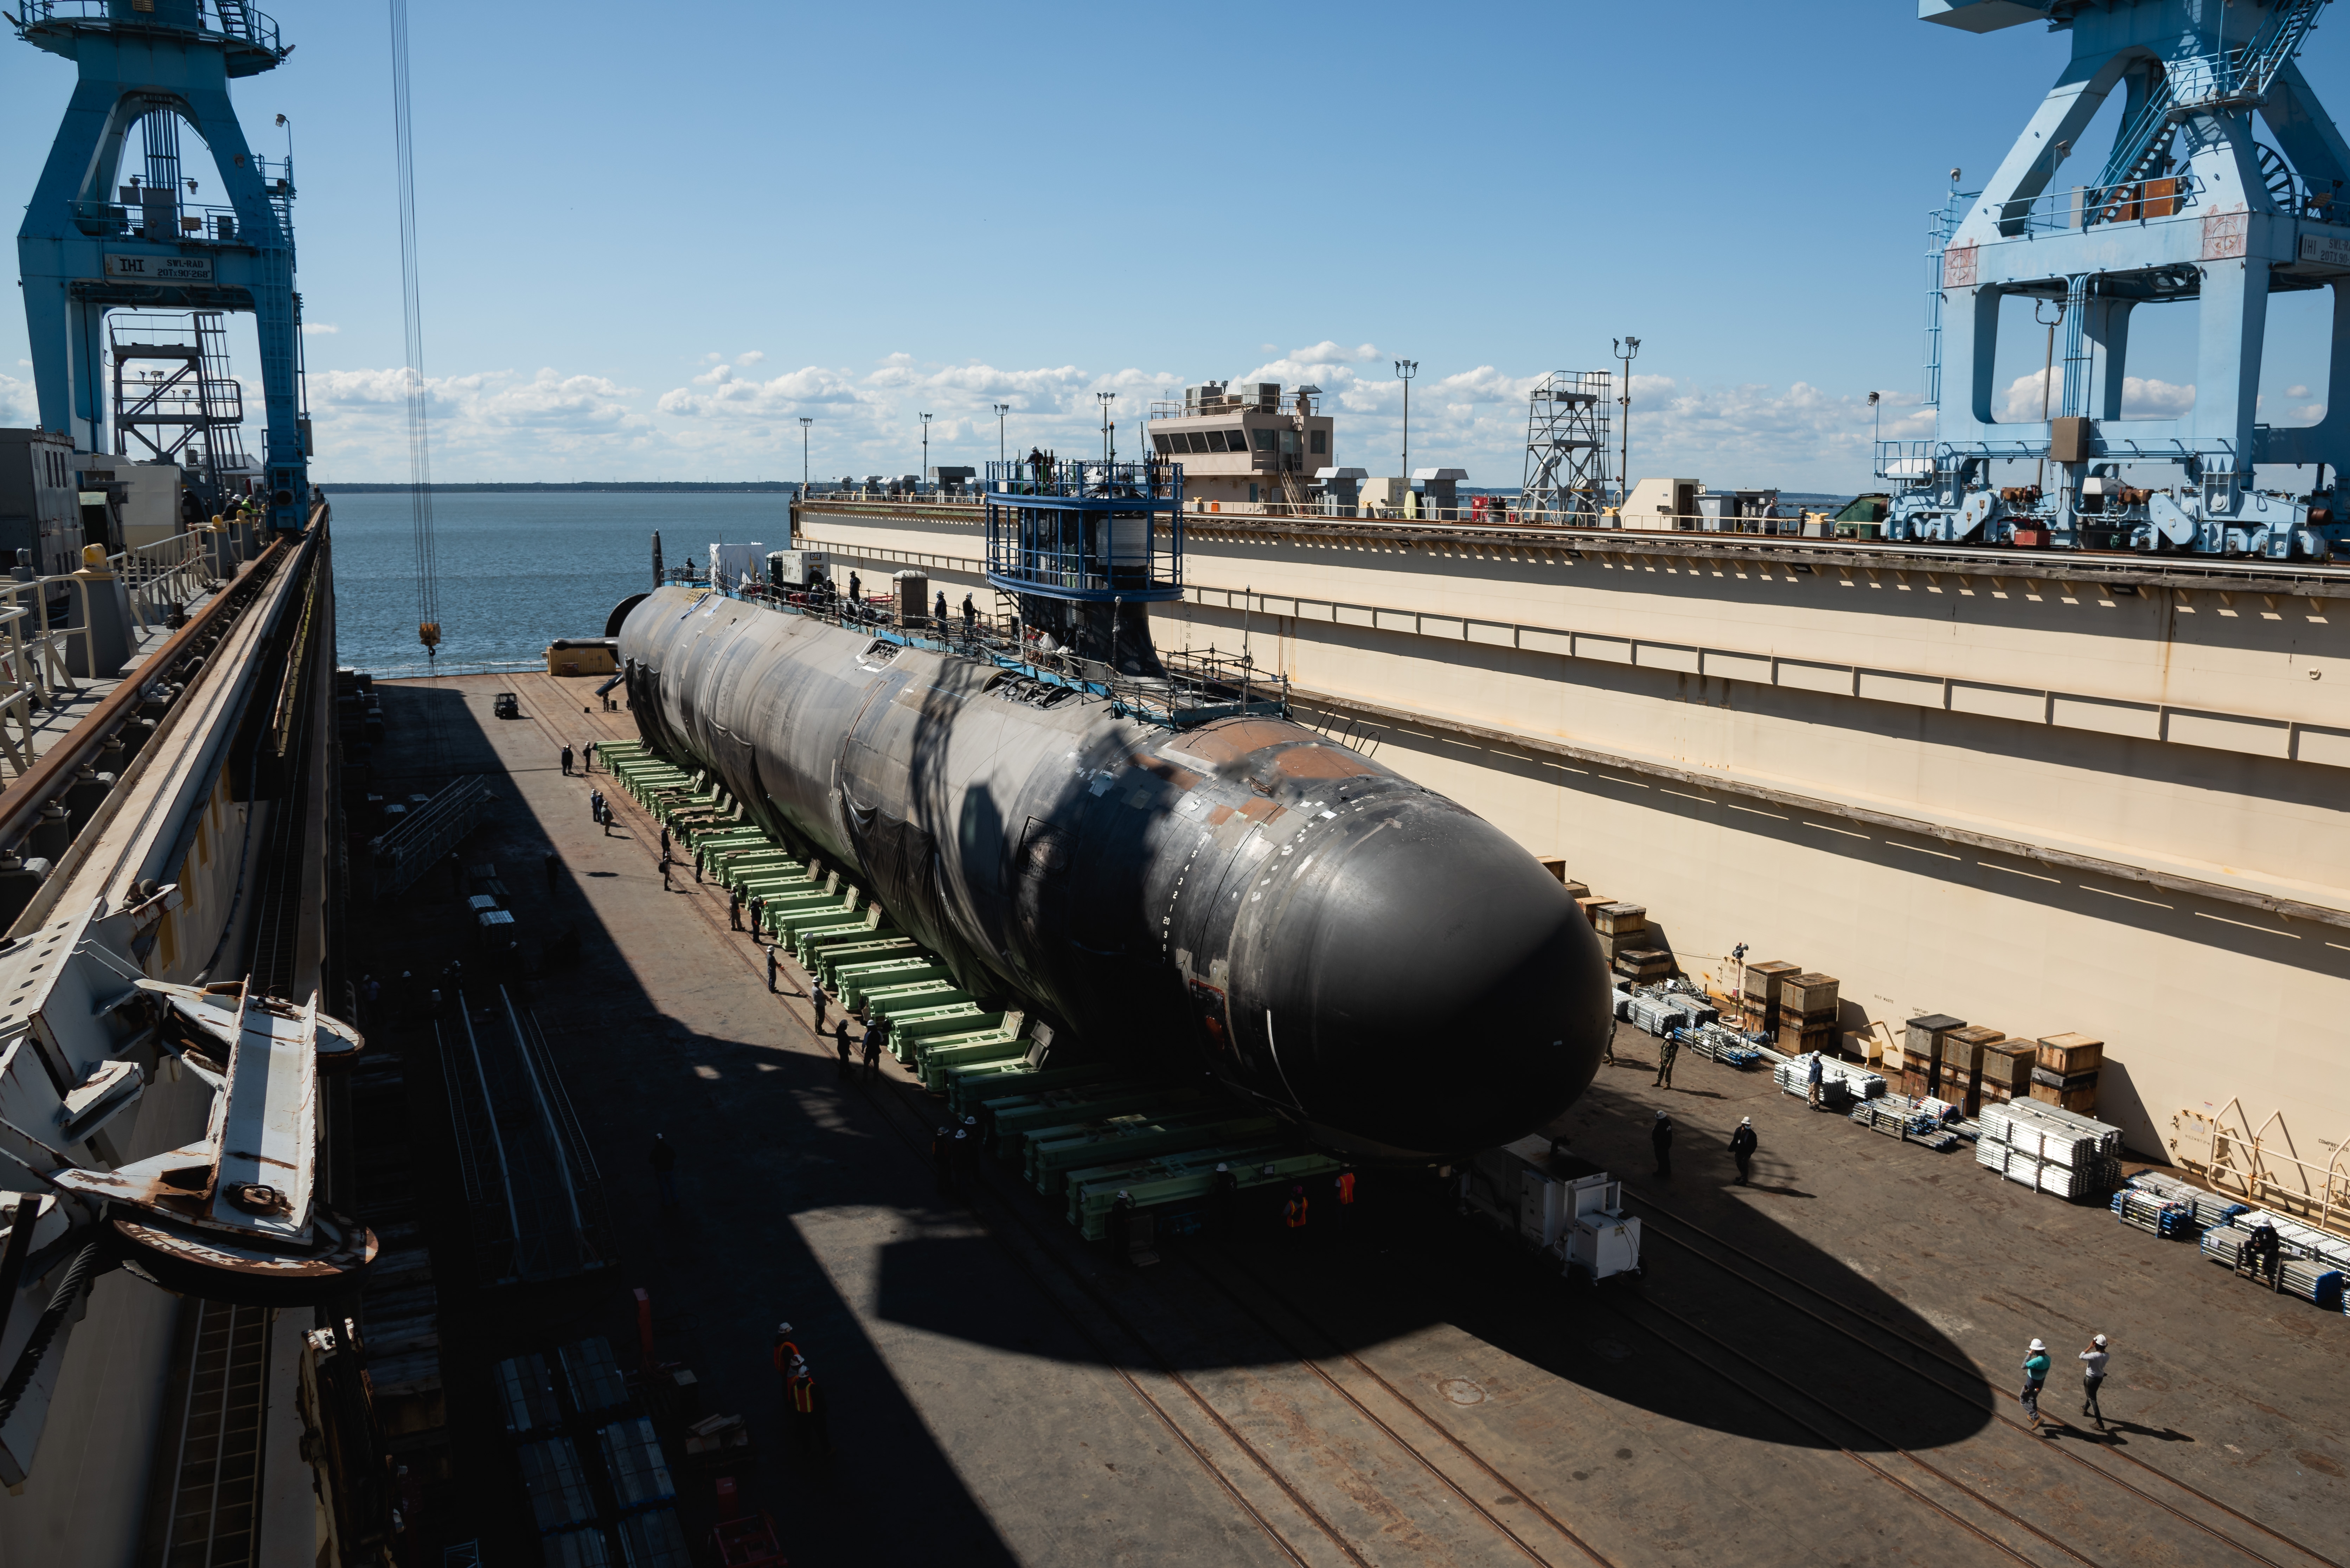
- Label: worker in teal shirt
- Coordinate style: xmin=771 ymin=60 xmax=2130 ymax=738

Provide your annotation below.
xmin=2021 ymin=1338 xmax=2051 ymax=1431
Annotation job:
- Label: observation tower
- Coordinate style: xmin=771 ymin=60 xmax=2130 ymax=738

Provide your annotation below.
xmin=985 ymin=456 xmax=1185 ymax=674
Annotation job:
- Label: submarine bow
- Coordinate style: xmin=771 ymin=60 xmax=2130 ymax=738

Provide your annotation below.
xmin=617 ymin=585 xmax=1612 ymax=1160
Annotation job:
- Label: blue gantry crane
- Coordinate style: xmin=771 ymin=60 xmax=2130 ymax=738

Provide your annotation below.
xmin=1890 ymin=0 xmax=2350 ymax=558
xmin=10 ymin=0 xmax=312 ymax=534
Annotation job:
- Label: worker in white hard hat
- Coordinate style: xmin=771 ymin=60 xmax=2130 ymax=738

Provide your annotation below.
xmin=2079 ymin=1335 xmax=2110 ymax=1426
xmin=2021 ymin=1338 xmax=2051 ymax=1430
xmin=1729 ymin=1117 xmax=1758 ymax=1186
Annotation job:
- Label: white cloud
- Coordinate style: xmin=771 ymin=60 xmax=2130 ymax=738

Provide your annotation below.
xmin=1999 ymin=369 xmax=2192 ymax=421
xmin=307 ymin=365 xmax=648 ymax=476
xmin=0 ymin=372 xmax=36 ymax=425
xmin=301 ymin=322 xmax=338 ymax=335
xmin=297 ymin=346 xmax=1952 ymax=489
xmin=1287 ymin=341 xmax=1380 ymax=365
xmin=2287 ymin=384 xmax=2311 ymax=398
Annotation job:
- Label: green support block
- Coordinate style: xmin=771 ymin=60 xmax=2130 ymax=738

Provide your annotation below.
xmin=991 ymin=1087 xmax=1210 ymax=1156
xmin=755 ymin=890 xmax=852 ymax=933
xmin=768 ymin=900 xmax=865 ymax=943
xmin=813 ymin=938 xmax=923 ymax=985
xmin=887 ymin=1005 xmax=995 ymax=1060
xmin=916 ymin=1032 xmax=1031 ymax=1091
xmin=833 ymin=959 xmax=948 ymax=1008
xmin=862 ymin=981 xmax=969 ymax=1017
xmin=795 ymin=920 xmax=894 ymax=965
xmin=1068 ymin=1145 xmax=1343 ymax=1240
xmin=949 ymin=1064 xmax=1124 ymax=1121
xmin=1030 ymin=1112 xmax=1283 ymax=1194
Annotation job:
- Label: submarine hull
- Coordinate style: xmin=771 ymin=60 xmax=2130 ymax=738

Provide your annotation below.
xmin=619 ymin=586 xmax=1612 ymax=1161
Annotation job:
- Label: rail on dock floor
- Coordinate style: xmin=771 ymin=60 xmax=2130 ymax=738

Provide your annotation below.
xmin=598 ymin=740 xmax=1340 ymax=1240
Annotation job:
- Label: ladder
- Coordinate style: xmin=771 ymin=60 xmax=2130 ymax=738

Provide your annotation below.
xmin=1273 ymin=460 xmax=1311 ymax=515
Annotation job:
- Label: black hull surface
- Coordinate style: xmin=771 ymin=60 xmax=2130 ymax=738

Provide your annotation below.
xmin=619 ymin=586 xmax=1610 ymax=1161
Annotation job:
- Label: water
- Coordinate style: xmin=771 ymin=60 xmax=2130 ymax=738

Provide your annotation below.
xmin=326 ymin=491 xmax=792 ymax=677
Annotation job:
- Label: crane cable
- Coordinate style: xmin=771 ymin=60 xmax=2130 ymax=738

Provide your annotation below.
xmin=389 ymin=0 xmax=438 ymax=664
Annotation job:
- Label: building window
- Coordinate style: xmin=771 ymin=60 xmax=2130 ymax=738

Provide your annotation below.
xmin=1248 ymin=483 xmax=1259 ymax=503
xmin=1188 ymin=432 xmax=1210 ymax=454
xmin=1310 ymin=430 xmax=1327 ymax=455
xmin=1253 ymin=429 xmax=1278 ymax=452
xmin=1152 ymin=433 xmax=1174 ymax=454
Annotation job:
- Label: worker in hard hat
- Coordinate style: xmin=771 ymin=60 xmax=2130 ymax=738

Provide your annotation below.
xmin=1729 ymin=1117 xmax=1757 ymax=1186
xmin=2079 ymin=1335 xmax=2109 ymax=1426
xmin=2021 ymin=1339 xmax=2051 ymax=1431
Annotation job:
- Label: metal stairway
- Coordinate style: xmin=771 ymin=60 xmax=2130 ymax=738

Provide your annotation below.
xmin=2097 ymin=0 xmax=2330 ymax=197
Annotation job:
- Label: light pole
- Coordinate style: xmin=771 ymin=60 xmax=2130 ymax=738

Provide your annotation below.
xmin=919 ymin=412 xmax=932 ymax=490
xmin=1393 ymin=359 xmax=1417 ymax=478
xmin=1097 ymin=391 xmax=1116 ymax=464
xmin=799 ymin=416 xmax=813 ymax=493
xmin=1612 ymin=336 xmax=1640 ymax=509
xmin=993 ymin=402 xmax=1010 ymax=467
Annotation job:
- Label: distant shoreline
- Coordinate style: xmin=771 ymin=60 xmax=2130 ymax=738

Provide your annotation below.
xmin=321 ymin=482 xmax=801 ymax=494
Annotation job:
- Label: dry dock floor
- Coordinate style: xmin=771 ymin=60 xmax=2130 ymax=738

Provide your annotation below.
xmin=360 ymin=670 xmax=2350 ymax=1568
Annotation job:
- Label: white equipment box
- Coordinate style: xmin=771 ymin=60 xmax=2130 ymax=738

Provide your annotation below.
xmin=1463 ymin=1135 xmax=1644 ymax=1284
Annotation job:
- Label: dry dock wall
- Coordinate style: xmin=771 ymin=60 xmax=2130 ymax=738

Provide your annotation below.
xmin=793 ymin=502 xmax=2350 ymax=1159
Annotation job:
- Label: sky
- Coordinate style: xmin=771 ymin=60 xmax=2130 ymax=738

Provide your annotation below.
xmin=3 ymin=0 xmax=2345 ymax=490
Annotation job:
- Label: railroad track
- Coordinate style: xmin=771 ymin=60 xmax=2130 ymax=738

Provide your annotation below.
xmin=566 ymin=713 xmax=2339 ymax=1568
xmin=1620 ymin=1198 xmax=2342 ymax=1568
xmin=581 ymin=741 xmax=1607 ymax=1568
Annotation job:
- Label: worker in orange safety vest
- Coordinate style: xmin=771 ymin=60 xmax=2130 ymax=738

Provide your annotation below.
xmin=787 ymin=1357 xmax=829 ymax=1458
xmin=1282 ymin=1184 xmax=1309 ymax=1245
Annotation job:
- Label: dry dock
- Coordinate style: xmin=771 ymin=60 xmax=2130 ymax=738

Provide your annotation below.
xmin=360 ymin=669 xmax=2349 ymax=1568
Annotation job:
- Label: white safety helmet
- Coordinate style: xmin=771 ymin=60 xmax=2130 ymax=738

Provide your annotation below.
xmin=2092 ymin=1334 xmax=2107 ymax=1346
xmin=2029 ymin=1338 xmax=2046 ymax=1351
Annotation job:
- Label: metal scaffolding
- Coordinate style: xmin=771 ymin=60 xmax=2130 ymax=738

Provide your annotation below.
xmin=1518 ymin=372 xmax=1611 ymax=526
xmin=110 ymin=311 xmax=250 ymax=510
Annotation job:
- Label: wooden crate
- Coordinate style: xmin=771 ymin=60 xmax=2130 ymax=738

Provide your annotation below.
xmin=1593 ymin=902 xmax=1647 ymax=937
xmin=1780 ymin=971 xmax=1840 ymax=1021
xmin=1560 ymin=880 xmax=1590 ymax=901
xmin=1904 ymin=1013 xmax=1966 ymax=1060
xmin=1979 ymin=1080 xmax=2013 ymax=1107
xmin=2035 ymin=1032 xmax=2104 ymax=1074
xmin=1776 ymin=1020 xmax=1836 ymax=1056
xmin=1597 ymin=930 xmax=1651 ymax=961
xmin=1536 ymin=855 xmax=1569 ymax=883
xmin=1742 ymin=960 xmax=1801 ymax=1005
xmin=1574 ymin=896 xmax=1610 ymax=928
xmin=1981 ymin=1041 xmax=2036 ymax=1093
xmin=2030 ymin=1079 xmax=2099 ymax=1113
xmin=1614 ymin=948 xmax=1673 ymax=979
xmin=1941 ymin=1025 xmax=2003 ymax=1072
xmin=1952 ymin=1074 xmax=1983 ymax=1116
xmin=2029 ymin=1065 xmax=2101 ymax=1091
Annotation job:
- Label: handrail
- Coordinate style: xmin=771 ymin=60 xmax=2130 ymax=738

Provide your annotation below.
xmin=0 ymin=541 xmax=283 ymax=849
xmin=0 ymin=531 xmax=221 ymax=770
xmin=11 ymin=0 xmax=281 ymax=49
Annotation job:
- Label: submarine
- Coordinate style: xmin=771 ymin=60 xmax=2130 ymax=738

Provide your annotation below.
xmin=614 ymin=463 xmax=1612 ymax=1161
